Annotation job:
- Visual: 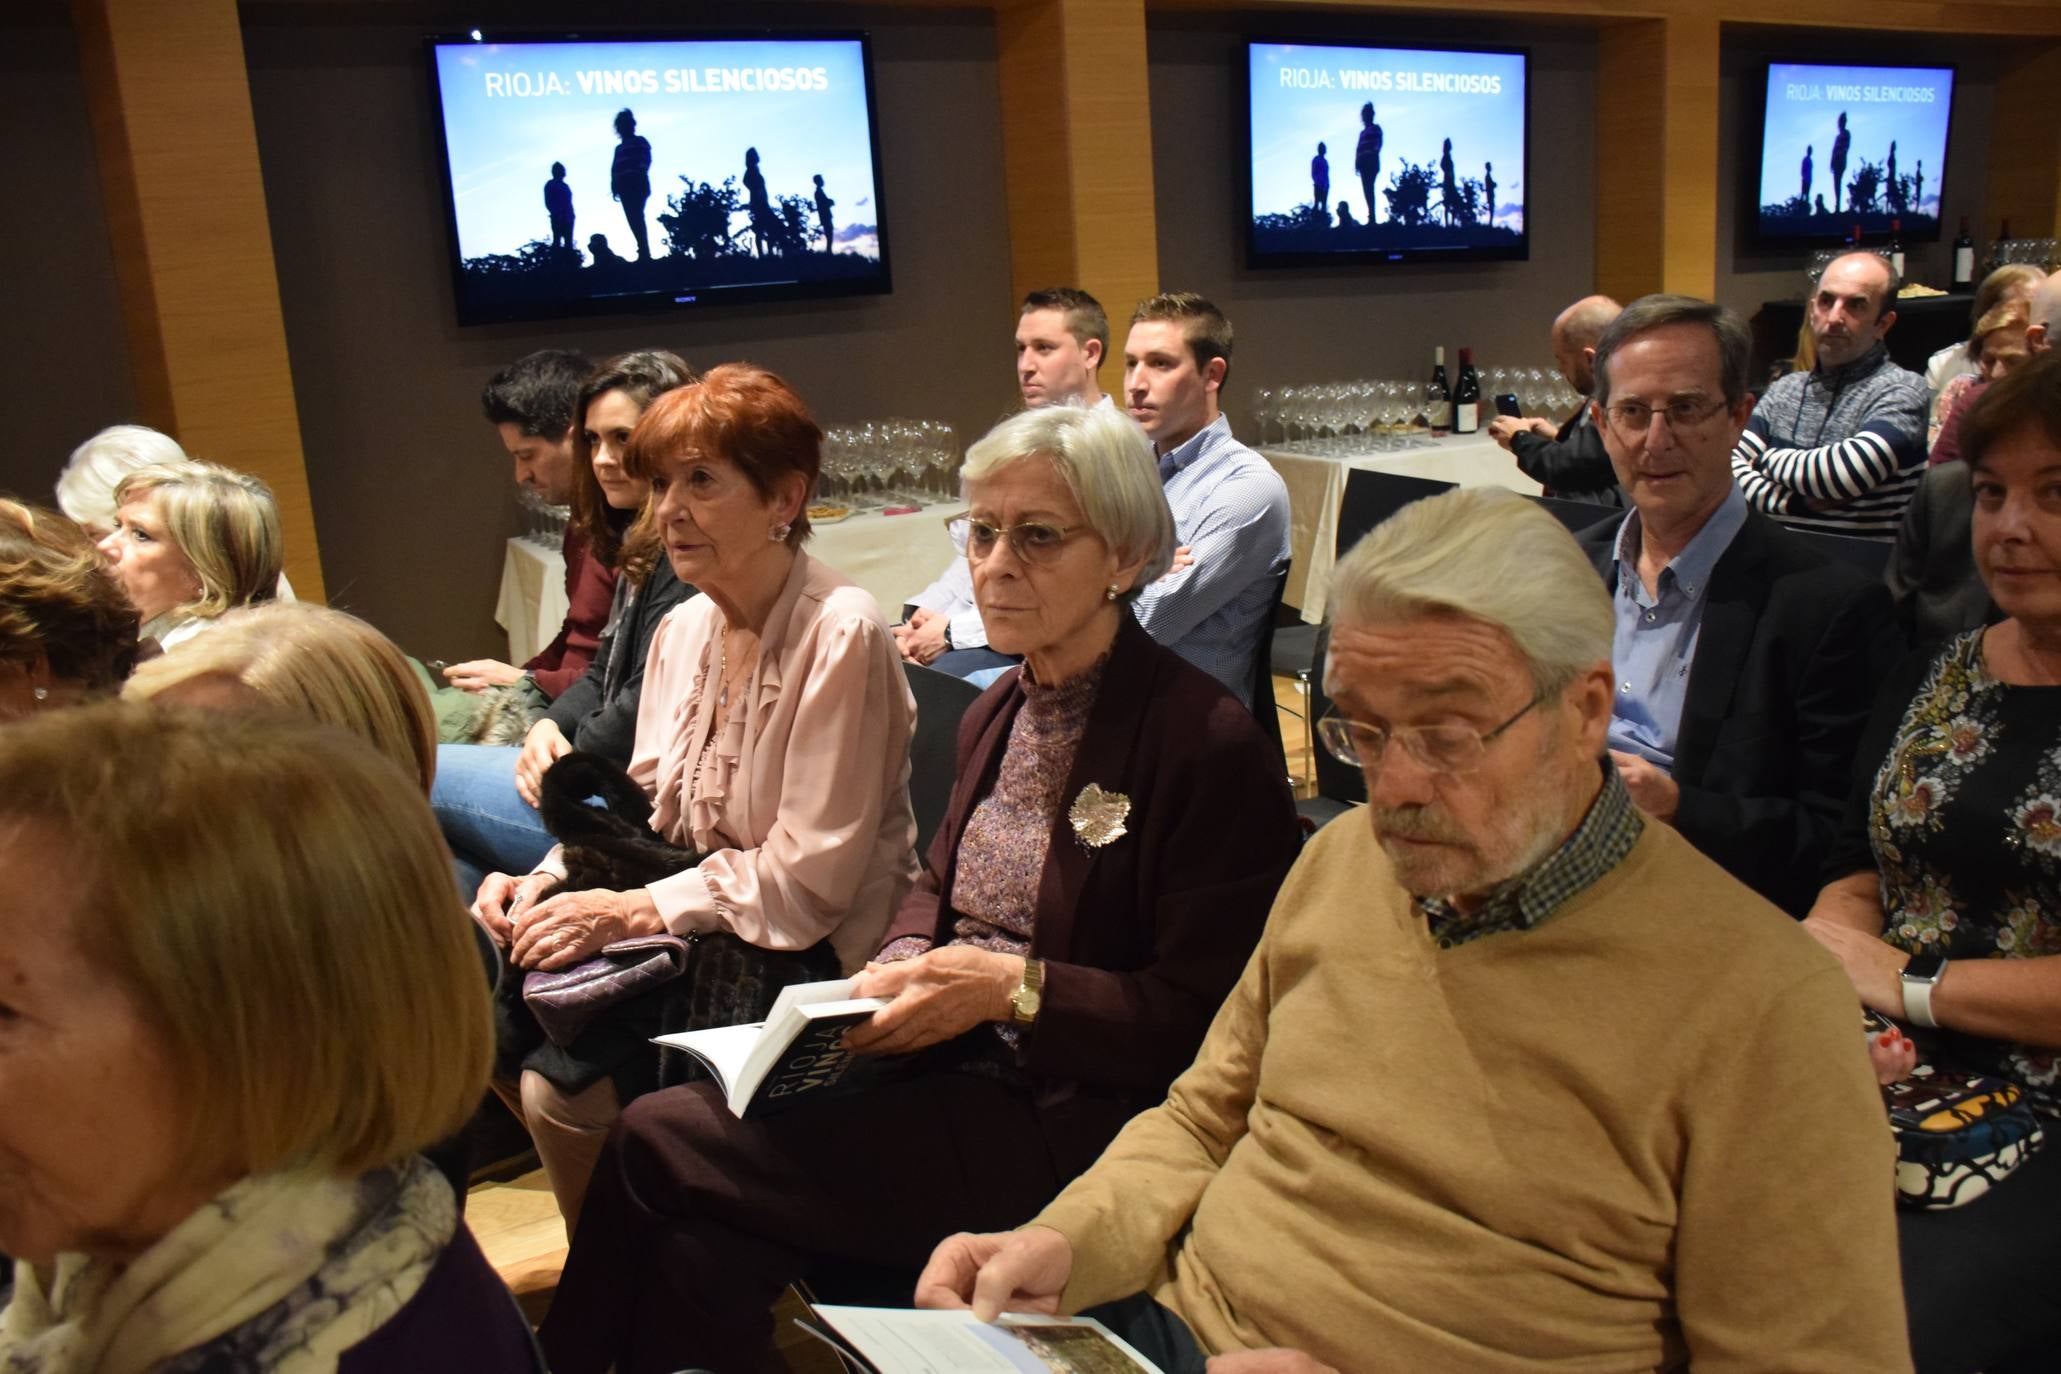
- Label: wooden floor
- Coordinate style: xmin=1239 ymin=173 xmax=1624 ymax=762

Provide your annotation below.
xmin=468 ymin=671 xmax=1315 ymax=1363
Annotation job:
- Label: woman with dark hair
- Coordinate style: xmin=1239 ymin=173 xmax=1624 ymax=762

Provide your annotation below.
xmin=436 ymin=350 xmax=696 ymax=894
xmin=1805 ymin=350 xmax=2061 ymax=1373
xmin=471 ymin=364 xmax=919 ymax=1227
xmin=0 ymin=499 xmax=138 ymax=719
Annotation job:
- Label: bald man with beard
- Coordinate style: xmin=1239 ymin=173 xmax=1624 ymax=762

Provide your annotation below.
xmin=1488 ymin=294 xmax=1624 ymax=505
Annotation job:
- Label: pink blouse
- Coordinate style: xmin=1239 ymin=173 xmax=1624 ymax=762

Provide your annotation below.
xmin=544 ymin=552 xmax=918 ymax=971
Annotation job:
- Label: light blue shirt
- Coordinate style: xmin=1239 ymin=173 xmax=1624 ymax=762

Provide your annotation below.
xmin=1605 ymin=488 xmax=1748 ymax=770
xmin=1133 ymin=413 xmax=1291 ymax=707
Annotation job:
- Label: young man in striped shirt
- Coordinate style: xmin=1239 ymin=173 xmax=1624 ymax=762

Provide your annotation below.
xmin=1731 ymin=252 xmax=1929 ymax=540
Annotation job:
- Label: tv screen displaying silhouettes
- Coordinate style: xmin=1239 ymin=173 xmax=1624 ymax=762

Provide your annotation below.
xmin=426 ymin=32 xmax=890 ymax=324
xmin=1752 ymin=62 xmax=1953 ymax=245
xmin=1243 ymin=39 xmax=1528 ymax=267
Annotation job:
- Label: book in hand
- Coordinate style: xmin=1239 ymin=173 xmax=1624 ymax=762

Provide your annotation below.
xmin=796 ymin=1304 xmax=1166 ymax=1374
xmin=651 ymin=978 xmax=889 ymax=1119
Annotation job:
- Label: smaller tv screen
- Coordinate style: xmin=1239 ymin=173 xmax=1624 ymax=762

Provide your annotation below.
xmin=427 ymin=32 xmax=889 ymax=324
xmin=1753 ymin=62 xmax=1953 ymax=244
xmin=1245 ymin=40 xmax=1527 ymax=266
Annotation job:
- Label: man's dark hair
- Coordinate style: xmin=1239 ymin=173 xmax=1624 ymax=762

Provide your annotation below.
xmin=481 ymin=349 xmax=592 ymax=438
xmin=1962 ymin=348 xmax=2061 ymax=471
xmin=1131 ymin=291 xmax=1234 ymax=384
xmin=1021 ymin=287 xmax=1109 ymax=356
xmin=1591 ymin=294 xmax=1752 ymax=407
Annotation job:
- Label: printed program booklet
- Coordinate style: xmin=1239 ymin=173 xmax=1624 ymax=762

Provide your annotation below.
xmin=651 ymin=978 xmax=888 ymax=1119
xmin=796 ymin=1305 xmax=1165 ymax=1373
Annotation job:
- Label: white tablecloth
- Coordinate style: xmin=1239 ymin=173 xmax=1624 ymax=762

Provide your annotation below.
xmin=1260 ymin=434 xmax=1543 ymax=624
xmin=495 ymin=506 xmax=958 ymax=662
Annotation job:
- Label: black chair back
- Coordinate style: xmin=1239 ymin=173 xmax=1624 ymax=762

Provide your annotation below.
xmin=903 ymin=662 xmax=984 ymax=858
xmin=1791 ymin=527 xmax=1892 ymax=579
xmin=1305 ymin=623 xmax=1367 ymax=806
xmin=1337 ymin=470 xmax=1454 ymax=559
xmin=1248 ymin=569 xmax=1290 ymax=755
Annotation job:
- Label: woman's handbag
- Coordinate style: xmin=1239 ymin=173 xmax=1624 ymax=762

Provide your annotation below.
xmin=495 ymin=751 xmax=839 ymax=1099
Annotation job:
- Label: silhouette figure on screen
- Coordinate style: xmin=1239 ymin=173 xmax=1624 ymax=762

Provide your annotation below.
xmin=1439 ymin=138 xmax=1461 ymax=227
xmin=1311 ymin=142 xmax=1330 ymax=214
xmin=743 ymin=147 xmax=777 ymax=257
xmin=1914 ymin=159 xmax=1925 ymax=216
xmin=812 ymin=174 xmax=835 ymax=251
xmin=545 ymin=162 xmax=575 ymax=252
xmin=1885 ymin=141 xmax=1902 ymax=213
xmin=1801 ymin=144 xmax=1814 ymax=209
xmin=1336 ymin=200 xmax=1359 ymax=230
xmin=1355 ymin=102 xmax=1383 ymax=223
xmin=1829 ymin=111 xmax=1851 ymax=215
xmin=611 ymin=109 xmax=653 ymax=261
xmin=1814 ymin=192 xmax=1829 ymax=217
xmin=1483 ymin=162 xmax=1497 ymax=227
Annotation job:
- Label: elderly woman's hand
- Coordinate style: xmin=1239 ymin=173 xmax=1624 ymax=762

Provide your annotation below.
xmin=845 ymin=946 xmax=1023 ymax=1055
xmin=1802 ymin=915 xmax=1910 ymax=1015
xmin=509 ymin=887 xmax=664 ymax=970
xmin=470 ymin=870 xmax=555 ymax=946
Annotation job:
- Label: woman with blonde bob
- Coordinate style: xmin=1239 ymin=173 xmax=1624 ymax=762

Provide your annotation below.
xmin=124 ymin=602 xmax=437 ymax=793
xmin=0 ymin=499 xmax=138 ymax=720
xmin=539 ymin=402 xmax=1301 ymax=1374
xmin=97 ymin=460 xmax=282 ymax=651
xmin=0 ymin=704 xmax=538 ymax=1371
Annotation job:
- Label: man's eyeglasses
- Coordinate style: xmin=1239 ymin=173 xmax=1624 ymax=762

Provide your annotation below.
xmin=952 ymin=513 xmax=1086 ymax=566
xmin=1602 ymin=397 xmax=1732 ymax=436
xmin=1317 ymin=692 xmax=1547 ymax=776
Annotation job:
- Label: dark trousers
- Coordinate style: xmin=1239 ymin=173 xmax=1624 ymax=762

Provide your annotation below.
xmin=538 ymin=1069 xmax=1071 ymax=1374
xmin=1081 ymin=1294 xmax=1210 ymax=1373
xmin=1901 ymin=1135 xmax=2061 ymax=1373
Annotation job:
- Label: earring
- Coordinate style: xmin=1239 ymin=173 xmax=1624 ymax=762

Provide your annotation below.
xmin=32 ymin=687 xmax=48 ymax=701
xmin=1105 ymin=584 xmax=1121 ymax=602
xmin=768 ymin=521 xmax=792 ymax=543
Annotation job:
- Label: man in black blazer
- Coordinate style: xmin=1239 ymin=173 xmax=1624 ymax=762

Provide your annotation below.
xmin=1489 ymin=294 xmax=1624 ymax=505
xmin=1577 ymin=295 xmax=1903 ymax=917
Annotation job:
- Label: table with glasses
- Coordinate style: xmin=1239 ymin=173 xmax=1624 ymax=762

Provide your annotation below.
xmin=496 ymin=507 xmax=959 ymax=664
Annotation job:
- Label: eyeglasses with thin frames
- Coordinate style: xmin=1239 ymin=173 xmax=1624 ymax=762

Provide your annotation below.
xmin=1317 ymin=691 xmax=1548 ymax=776
xmin=1601 ymin=396 xmax=1733 ymax=437
xmin=947 ymin=511 xmax=1087 ymax=566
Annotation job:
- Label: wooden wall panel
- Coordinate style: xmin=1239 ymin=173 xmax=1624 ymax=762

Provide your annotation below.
xmin=72 ymin=0 xmax=324 ymax=598
xmin=1595 ymin=14 xmax=1719 ymax=303
xmin=1985 ymin=42 xmax=2061 ymax=240
xmin=997 ymin=0 xmax=1160 ymax=396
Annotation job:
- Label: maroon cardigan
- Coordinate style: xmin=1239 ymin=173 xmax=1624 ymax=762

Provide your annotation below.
xmin=525 ymin=524 xmax=619 ymax=699
xmin=878 ymin=613 xmax=1301 ymax=1174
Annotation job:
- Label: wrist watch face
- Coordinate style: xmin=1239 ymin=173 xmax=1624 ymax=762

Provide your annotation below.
xmin=1903 ymin=950 xmax=1947 ymax=983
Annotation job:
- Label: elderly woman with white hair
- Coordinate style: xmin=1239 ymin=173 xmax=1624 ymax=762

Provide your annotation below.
xmin=53 ymin=424 xmax=187 ymax=538
xmin=536 ymin=402 xmax=1304 ymax=1374
xmin=97 ymin=460 xmax=283 ymax=652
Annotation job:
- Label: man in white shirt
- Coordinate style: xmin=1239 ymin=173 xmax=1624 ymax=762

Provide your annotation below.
xmin=899 ymin=288 xmax=1111 ymax=676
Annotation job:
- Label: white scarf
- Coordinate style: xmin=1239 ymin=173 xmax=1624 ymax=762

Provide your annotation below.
xmin=0 ymin=1157 xmax=453 ymax=1374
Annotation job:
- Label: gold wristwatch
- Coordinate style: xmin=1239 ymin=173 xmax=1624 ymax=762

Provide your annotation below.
xmin=1009 ymin=957 xmax=1045 ymax=1026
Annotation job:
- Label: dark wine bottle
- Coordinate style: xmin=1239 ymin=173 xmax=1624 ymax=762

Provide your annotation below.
xmin=1428 ymin=346 xmax=1452 ymax=436
xmin=1888 ymin=220 xmax=1905 ymax=281
xmin=1952 ymin=216 xmax=1975 ymax=288
xmin=1992 ymin=218 xmax=2013 ymax=271
xmin=1453 ymin=347 xmax=1481 ymax=436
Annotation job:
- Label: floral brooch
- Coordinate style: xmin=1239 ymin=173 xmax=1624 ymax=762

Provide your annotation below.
xmin=1069 ymin=783 xmax=1131 ymax=849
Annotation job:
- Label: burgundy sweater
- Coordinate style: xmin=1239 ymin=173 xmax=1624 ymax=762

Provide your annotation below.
xmin=525 ymin=525 xmax=619 ymax=699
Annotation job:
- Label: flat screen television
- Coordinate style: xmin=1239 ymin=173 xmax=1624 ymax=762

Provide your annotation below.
xmin=1751 ymin=61 xmax=1954 ymax=246
xmin=426 ymin=32 xmax=890 ymax=324
xmin=1243 ymin=39 xmax=1528 ymax=267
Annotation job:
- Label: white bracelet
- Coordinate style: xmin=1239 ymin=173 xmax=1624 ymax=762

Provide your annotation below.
xmin=1902 ymin=972 xmax=1942 ymax=1029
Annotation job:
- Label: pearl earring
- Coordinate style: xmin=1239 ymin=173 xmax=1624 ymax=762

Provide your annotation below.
xmin=769 ymin=521 xmax=793 ymax=543
xmin=1105 ymin=584 xmax=1121 ymax=602
xmin=32 ymin=686 xmax=48 ymax=701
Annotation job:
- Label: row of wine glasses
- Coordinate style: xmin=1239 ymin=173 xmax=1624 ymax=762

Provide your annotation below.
xmin=1992 ymin=238 xmax=2059 ymax=271
xmin=820 ymin=419 xmax=960 ymax=504
xmin=516 ymin=486 xmax=570 ymax=545
xmin=1249 ymin=381 xmax=1444 ymax=456
xmin=1477 ymin=366 xmax=1583 ymax=418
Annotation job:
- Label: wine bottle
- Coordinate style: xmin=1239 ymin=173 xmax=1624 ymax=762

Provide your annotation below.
xmin=1427 ymin=346 xmax=1452 ymax=436
xmin=1453 ymin=347 xmax=1481 ymax=435
xmin=1850 ymin=222 xmax=1862 ymax=249
xmin=1888 ymin=219 xmax=1905 ymax=281
xmin=1992 ymin=218 xmax=2012 ymax=271
xmin=1952 ymin=216 xmax=1975 ymax=288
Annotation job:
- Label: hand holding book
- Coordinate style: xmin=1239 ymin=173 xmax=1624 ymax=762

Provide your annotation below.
xmin=844 ymin=945 xmax=1028 ymax=1055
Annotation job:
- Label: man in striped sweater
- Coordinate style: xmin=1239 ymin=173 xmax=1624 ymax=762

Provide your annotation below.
xmin=1731 ymin=252 xmax=1929 ymax=540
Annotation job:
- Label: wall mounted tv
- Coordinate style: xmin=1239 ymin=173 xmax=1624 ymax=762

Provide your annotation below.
xmin=1751 ymin=61 xmax=1953 ymax=246
xmin=1243 ymin=39 xmax=1528 ymax=267
xmin=426 ymin=32 xmax=890 ymax=325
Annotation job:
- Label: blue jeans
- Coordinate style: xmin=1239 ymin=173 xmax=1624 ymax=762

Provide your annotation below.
xmin=432 ymin=743 xmax=558 ymax=900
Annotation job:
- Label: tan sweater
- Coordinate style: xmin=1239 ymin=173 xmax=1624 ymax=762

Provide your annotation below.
xmin=1035 ymin=816 xmax=1911 ymax=1371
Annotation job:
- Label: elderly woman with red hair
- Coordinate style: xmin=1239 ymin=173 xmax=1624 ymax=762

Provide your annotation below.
xmin=471 ymin=364 xmax=918 ymax=1226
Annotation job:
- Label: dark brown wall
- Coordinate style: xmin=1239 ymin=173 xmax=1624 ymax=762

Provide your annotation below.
xmin=0 ymin=3 xmax=138 ymax=510
xmin=1714 ymin=29 xmax=2002 ymax=328
xmin=241 ymin=2 xmax=1014 ymax=660
xmin=1146 ymin=15 xmax=1598 ymax=433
